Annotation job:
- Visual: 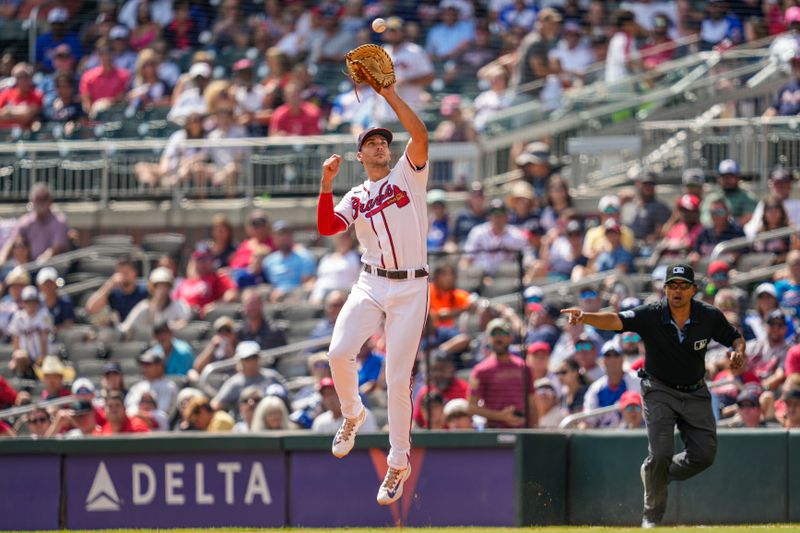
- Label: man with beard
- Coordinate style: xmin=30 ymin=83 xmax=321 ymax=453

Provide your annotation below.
xmin=467 ymin=318 xmax=537 ymax=428
xmin=700 ymin=159 xmax=757 ymax=227
xmin=413 ymin=351 xmax=469 ymax=428
xmin=623 ymin=172 xmax=671 ymax=245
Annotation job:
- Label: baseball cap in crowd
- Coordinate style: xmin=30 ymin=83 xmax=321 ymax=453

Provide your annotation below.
xmin=786 ymin=6 xmax=800 ymax=24
xmin=191 ymin=242 xmax=213 ymax=261
xmin=469 ymin=181 xmax=484 ymax=195
xmin=385 ymin=16 xmax=403 ymax=30
xmin=678 ymin=194 xmax=701 ymax=212
xmin=563 ymin=21 xmax=583 ymax=34
xmin=47 ymin=7 xmax=68 ymax=23
xmin=235 ymin=340 xmax=261 ymax=360
xmin=71 ymin=400 xmax=94 ymax=414
xmin=427 ymin=189 xmax=446 ymax=205
xmin=317 ymin=376 xmax=336 ymax=392
xmin=770 ymin=167 xmax=794 ymax=182
xmin=766 ymin=309 xmax=787 ymax=326
xmin=138 ymin=347 xmax=165 ymax=364
xmin=755 ymin=283 xmax=778 ymax=298
xmin=488 ymin=197 xmax=507 ymax=215
xmin=36 ymin=267 xmax=60 ymax=286
xmin=102 ymin=361 xmax=122 ymax=375
xmin=682 ymin=168 xmax=705 ymax=187
xmin=527 ymin=341 xmax=551 ymax=356
xmin=604 ymin=218 xmax=621 ymax=233
xmin=620 ymin=296 xmax=641 ymax=311
xmin=524 ymin=285 xmax=544 ymax=304
xmin=619 ymin=390 xmax=642 ymax=410
xmin=109 ymin=25 xmax=130 ymax=40
xmin=233 ymin=58 xmax=254 ymax=72
xmin=21 ymin=286 xmax=39 ymax=302
xmin=598 ymin=195 xmax=620 ymax=214
xmin=534 ymin=377 xmax=557 ymax=391
xmin=5 ymin=266 xmax=30 ymax=286
xmin=443 ymin=398 xmax=470 ymax=419
xmin=509 ymin=181 xmax=536 ymax=201
xmin=272 ymin=220 xmax=290 ymax=233
xmin=357 ymin=127 xmax=393 ymax=151
xmin=149 ymin=266 xmax=174 ymax=286
xmin=718 ymin=159 xmax=740 ymax=176
xmin=515 ymin=141 xmax=551 ymax=166
xmin=486 ymin=318 xmax=511 ymax=336
xmin=189 ymin=62 xmax=212 ymax=79
xmin=601 ymin=340 xmax=621 ymax=356
xmin=213 ymin=316 xmax=235 ymax=332
xmin=71 ymin=377 xmax=95 ymax=396
xmin=736 ymin=388 xmax=761 ymax=408
xmin=566 ymin=219 xmax=582 ymax=234
xmin=665 ymin=263 xmax=695 ymax=284
xmin=266 ymin=383 xmax=287 ymax=399
xmin=707 ymin=260 xmax=730 ymax=277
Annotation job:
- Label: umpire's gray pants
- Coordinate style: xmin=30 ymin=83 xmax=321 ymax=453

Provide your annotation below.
xmin=641 ymin=377 xmax=717 ymax=523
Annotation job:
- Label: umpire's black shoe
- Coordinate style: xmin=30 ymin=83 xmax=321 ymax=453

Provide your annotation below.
xmin=641 ymin=517 xmax=658 ymax=529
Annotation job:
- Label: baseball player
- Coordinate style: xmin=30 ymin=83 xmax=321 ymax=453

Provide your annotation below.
xmin=316 ymin=82 xmax=429 ymax=505
xmin=561 ymin=264 xmax=745 ymax=528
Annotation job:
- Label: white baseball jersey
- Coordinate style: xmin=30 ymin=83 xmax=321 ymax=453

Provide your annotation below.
xmin=333 ymin=151 xmax=429 ymax=271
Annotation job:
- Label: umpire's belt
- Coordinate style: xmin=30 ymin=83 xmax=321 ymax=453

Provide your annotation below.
xmin=638 ymin=369 xmax=705 ymax=393
xmin=362 ymin=263 xmax=428 ymax=280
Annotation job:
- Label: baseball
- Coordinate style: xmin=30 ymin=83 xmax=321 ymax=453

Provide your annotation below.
xmin=372 ymin=18 xmax=386 ymax=33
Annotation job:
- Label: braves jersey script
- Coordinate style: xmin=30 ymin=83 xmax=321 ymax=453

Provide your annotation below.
xmin=333 ymin=151 xmax=428 ymax=270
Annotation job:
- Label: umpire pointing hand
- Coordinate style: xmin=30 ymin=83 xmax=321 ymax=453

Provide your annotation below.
xmin=562 ymin=264 xmax=745 ymax=528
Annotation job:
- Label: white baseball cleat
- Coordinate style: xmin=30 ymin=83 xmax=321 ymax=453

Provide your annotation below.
xmin=376 ymin=464 xmax=411 ymax=506
xmin=331 ymin=408 xmax=366 ymax=458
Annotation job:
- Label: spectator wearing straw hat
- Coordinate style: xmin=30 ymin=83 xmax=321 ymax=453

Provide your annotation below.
xmin=38 ymin=355 xmax=72 ymax=401
xmin=443 ymin=398 xmax=473 ymax=429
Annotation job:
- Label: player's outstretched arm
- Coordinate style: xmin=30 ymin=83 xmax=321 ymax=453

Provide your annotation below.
xmin=380 ymin=84 xmax=428 ymax=168
xmin=561 ymin=308 xmax=623 ymax=331
xmin=317 ymin=154 xmax=347 ymax=236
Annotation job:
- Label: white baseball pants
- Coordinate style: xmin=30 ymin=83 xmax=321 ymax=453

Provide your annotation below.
xmin=328 ymin=270 xmax=429 ymax=470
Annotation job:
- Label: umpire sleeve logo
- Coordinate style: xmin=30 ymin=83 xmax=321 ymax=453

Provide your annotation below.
xmin=620 ymin=311 xmax=634 ymax=319
xmin=694 ymin=339 xmax=708 ymax=351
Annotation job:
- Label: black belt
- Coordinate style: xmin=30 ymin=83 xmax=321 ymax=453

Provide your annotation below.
xmin=362 ymin=263 xmax=428 ymax=280
xmin=638 ymin=369 xmax=705 ymax=392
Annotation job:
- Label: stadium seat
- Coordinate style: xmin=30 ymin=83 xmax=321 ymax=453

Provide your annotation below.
xmin=277 ymin=303 xmax=324 ymax=321
xmin=141 ymin=233 xmax=186 ymax=257
xmin=92 ymin=234 xmax=134 ymax=246
xmin=67 ymin=342 xmax=106 ymax=361
xmin=107 ymin=341 xmax=149 ymax=361
xmin=75 ymin=256 xmax=118 ymax=277
xmin=737 ymin=252 xmax=776 ymax=272
xmin=55 ymin=325 xmax=95 ymax=347
xmin=203 ymin=303 xmax=243 ymax=324
xmin=275 ymin=351 xmax=310 ymax=379
xmin=173 ymin=321 xmax=211 ymax=342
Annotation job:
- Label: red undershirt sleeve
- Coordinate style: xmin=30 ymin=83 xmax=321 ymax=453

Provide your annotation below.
xmin=317 ymin=192 xmax=347 ymax=236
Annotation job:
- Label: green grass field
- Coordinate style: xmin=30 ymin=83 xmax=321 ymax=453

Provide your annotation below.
xmin=20 ymin=526 xmax=800 ymax=533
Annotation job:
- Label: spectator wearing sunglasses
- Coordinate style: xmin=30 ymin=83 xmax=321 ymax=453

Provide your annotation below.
xmin=744 ymin=310 xmax=791 ymax=392
xmin=584 ymin=341 xmax=641 ymax=427
xmin=618 ymin=391 xmax=644 ymax=429
xmin=690 ymin=194 xmax=745 ymax=262
xmin=555 ymin=356 xmax=589 ymax=414
xmin=620 ymin=331 xmax=645 ymax=370
xmin=233 ymin=386 xmax=264 ymax=432
xmin=24 ymin=406 xmax=51 ymax=438
xmin=583 ymin=195 xmax=635 ymax=262
xmin=573 ymin=333 xmax=606 ymax=384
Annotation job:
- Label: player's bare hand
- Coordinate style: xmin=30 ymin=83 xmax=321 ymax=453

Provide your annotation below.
xmin=728 ymin=349 xmax=745 ymax=370
xmin=322 ymin=154 xmax=342 ymax=181
xmin=561 ymin=308 xmax=583 ymax=326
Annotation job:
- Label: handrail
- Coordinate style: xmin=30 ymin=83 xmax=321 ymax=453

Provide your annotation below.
xmin=197 ymin=335 xmax=333 ymax=397
xmin=710 ymin=226 xmax=797 ymax=261
xmin=557 ymin=378 xmax=740 ymax=428
xmin=13 ymin=243 xmax=152 ymax=279
xmin=0 ymin=395 xmax=74 ymax=421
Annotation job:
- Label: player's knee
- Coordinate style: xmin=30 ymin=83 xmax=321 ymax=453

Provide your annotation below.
xmin=691 ymin=446 xmax=716 ymax=470
xmin=385 ymin=373 xmax=411 ymax=392
xmin=647 ymin=453 xmax=672 ymax=468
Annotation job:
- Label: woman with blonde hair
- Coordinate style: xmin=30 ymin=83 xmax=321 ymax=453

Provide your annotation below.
xmin=251 ymin=395 xmax=295 ymax=431
xmin=128 ymin=48 xmax=171 ymax=110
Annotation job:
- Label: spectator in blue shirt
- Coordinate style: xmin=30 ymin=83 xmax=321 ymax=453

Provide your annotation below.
xmin=36 ymin=8 xmax=83 ymax=72
xmin=307 ymin=290 xmax=346 ymax=352
xmin=262 ymin=221 xmax=316 ymax=302
xmin=700 ymin=0 xmax=743 ymax=50
xmin=86 ymin=257 xmax=149 ymax=322
xmin=229 ymin=244 xmax=270 ymax=289
xmin=152 ymin=319 xmax=195 ymax=377
xmin=425 ymin=4 xmax=475 ymax=62
xmin=36 ymin=267 xmax=74 ymax=330
xmin=357 ymin=338 xmax=384 ymax=395
xmin=451 ymin=181 xmax=486 ymax=245
xmin=776 ymin=250 xmax=800 ymax=318
xmin=595 ymin=219 xmax=634 ymax=273
xmin=37 ymin=44 xmax=76 ymax=108
xmin=764 ymin=55 xmax=800 ymax=118
xmin=427 ymin=189 xmax=450 ymax=252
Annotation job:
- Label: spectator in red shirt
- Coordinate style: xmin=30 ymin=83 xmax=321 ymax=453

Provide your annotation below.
xmin=268 ymin=82 xmax=321 ymax=136
xmin=94 ymin=391 xmax=150 ymax=435
xmin=785 ymin=344 xmax=800 ymax=377
xmin=468 ymin=318 xmax=537 ymax=428
xmin=641 ymin=14 xmax=674 ymax=70
xmin=79 ymin=39 xmax=131 ymax=118
xmin=0 ymin=63 xmax=43 ymax=130
xmin=0 ymin=376 xmax=17 ymax=409
xmin=413 ymin=351 xmax=468 ymax=428
xmin=174 ymin=243 xmax=238 ymax=317
xmin=228 ymin=210 xmax=275 ymax=269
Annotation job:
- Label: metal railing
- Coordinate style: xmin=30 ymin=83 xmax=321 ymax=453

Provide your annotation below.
xmin=197 ymin=335 xmax=332 ymax=397
xmin=0 ymin=136 xmax=480 ymax=205
xmin=710 ymin=226 xmax=797 ymax=261
xmin=0 ymin=395 xmax=72 ymax=421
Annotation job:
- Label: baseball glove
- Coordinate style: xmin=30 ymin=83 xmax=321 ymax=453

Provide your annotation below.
xmin=344 ymin=44 xmax=395 ymax=99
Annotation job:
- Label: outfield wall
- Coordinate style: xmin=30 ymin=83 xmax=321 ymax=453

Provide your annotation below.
xmin=0 ymin=430 xmax=793 ymax=530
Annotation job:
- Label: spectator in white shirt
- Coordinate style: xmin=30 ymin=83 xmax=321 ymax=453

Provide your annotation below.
xmin=473 ymin=65 xmax=513 ymax=131
xmin=461 ymin=198 xmax=528 ymax=275
xmin=125 ymin=347 xmax=179 ymax=419
xmin=534 ymin=377 xmax=568 ymax=428
xmin=8 ymin=286 xmax=52 ymax=371
xmin=119 ymin=267 xmax=191 ymax=340
xmin=744 ymin=167 xmax=800 ymax=239
xmin=605 ymin=10 xmax=640 ymax=88
xmin=312 ymin=377 xmax=378 ymax=433
xmin=550 ymin=21 xmax=596 ymax=86
xmin=309 ymin=230 xmax=361 ymax=305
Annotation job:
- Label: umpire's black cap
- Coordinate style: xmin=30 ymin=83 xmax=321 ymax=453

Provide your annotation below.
xmin=665 ymin=264 xmax=695 ymax=284
xmin=357 ymin=127 xmax=393 ymax=151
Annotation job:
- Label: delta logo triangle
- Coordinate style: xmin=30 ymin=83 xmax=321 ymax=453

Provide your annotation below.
xmin=85 ymin=461 xmax=122 ymax=512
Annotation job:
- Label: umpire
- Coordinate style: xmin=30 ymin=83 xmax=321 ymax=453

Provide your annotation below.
xmin=562 ymin=264 xmax=745 ymax=528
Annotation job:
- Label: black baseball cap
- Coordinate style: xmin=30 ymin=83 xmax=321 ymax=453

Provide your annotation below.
xmin=357 ymin=127 xmax=393 ymax=151
xmin=665 ymin=264 xmax=694 ymax=284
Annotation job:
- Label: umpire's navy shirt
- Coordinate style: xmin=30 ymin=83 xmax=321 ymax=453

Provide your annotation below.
xmin=617 ymin=298 xmax=740 ymax=387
